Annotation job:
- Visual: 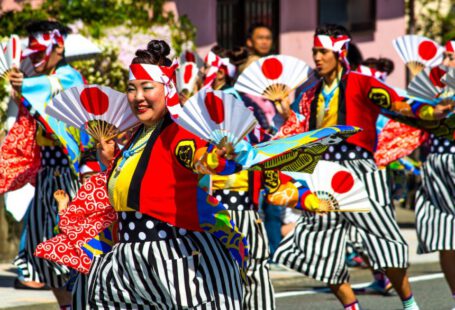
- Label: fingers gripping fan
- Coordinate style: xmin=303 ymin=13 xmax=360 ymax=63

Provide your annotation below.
xmin=46 ymin=85 xmax=140 ymax=141
xmin=393 ymin=35 xmax=443 ymax=76
xmin=173 ymin=88 xmax=257 ymax=150
xmin=176 ymin=62 xmax=199 ymax=94
xmin=234 ymin=55 xmax=313 ymax=102
xmin=0 ymin=35 xmax=21 ymax=79
xmin=286 ymin=161 xmax=371 ymax=212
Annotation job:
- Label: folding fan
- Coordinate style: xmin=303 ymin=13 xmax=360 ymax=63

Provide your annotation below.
xmin=173 ymin=88 xmax=257 ymax=152
xmin=46 ymin=85 xmax=140 ymax=141
xmin=179 ymin=50 xmax=204 ymax=68
xmin=407 ymin=66 xmax=447 ymax=101
xmin=284 ymin=161 xmax=371 ymax=212
xmin=441 ymin=68 xmax=455 ymax=94
xmin=393 ymin=35 xmax=443 ymax=76
xmin=176 ymin=62 xmax=199 ymax=94
xmin=234 ymin=55 xmax=313 ymax=103
xmin=0 ymin=35 xmax=21 ymax=79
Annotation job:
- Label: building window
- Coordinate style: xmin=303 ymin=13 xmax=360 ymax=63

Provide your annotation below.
xmin=217 ymin=0 xmax=279 ymax=51
xmin=318 ymin=0 xmax=376 ymax=33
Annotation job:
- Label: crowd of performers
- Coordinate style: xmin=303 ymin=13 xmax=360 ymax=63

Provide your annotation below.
xmin=0 ymin=19 xmax=454 ymax=310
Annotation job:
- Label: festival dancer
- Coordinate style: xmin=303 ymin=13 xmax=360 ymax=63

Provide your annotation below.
xmin=87 ymin=40 xmax=245 ymax=308
xmin=414 ymin=39 xmax=455 ymax=310
xmin=274 ymin=24 xmax=453 ymax=310
xmin=5 ymin=20 xmax=87 ymax=309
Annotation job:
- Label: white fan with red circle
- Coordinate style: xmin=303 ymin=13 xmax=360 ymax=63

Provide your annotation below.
xmin=46 ymin=85 xmax=140 ymax=141
xmin=407 ymin=66 xmax=446 ymax=101
xmin=0 ymin=35 xmax=21 ymax=79
xmin=234 ymin=55 xmax=313 ymax=102
xmin=172 ymin=88 xmax=257 ymax=151
xmin=179 ymin=50 xmax=204 ymax=68
xmin=176 ymin=62 xmax=199 ymax=95
xmin=285 ymin=161 xmax=371 ymax=212
xmin=393 ymin=35 xmax=443 ymax=76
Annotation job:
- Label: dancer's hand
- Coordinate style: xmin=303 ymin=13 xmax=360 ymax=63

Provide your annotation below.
xmin=8 ymin=67 xmax=23 ymax=94
xmin=54 ymin=189 xmax=70 ymax=212
xmin=433 ymin=98 xmax=455 ymax=119
xmin=97 ymin=138 xmax=116 ymax=168
xmin=275 ymin=96 xmax=291 ymax=120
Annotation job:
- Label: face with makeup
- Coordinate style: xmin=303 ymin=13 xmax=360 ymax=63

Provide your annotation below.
xmin=127 ymin=80 xmax=167 ymax=127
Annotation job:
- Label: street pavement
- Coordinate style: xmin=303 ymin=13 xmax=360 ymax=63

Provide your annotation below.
xmin=0 ymin=208 xmax=450 ymax=309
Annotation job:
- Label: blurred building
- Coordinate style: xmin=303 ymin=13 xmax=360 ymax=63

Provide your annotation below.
xmin=171 ymin=0 xmax=407 ymax=87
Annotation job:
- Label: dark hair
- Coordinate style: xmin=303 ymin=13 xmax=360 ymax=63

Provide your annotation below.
xmin=25 ymin=20 xmax=70 ymax=36
xmin=247 ymin=22 xmax=272 ymax=39
xmin=376 ymin=57 xmax=394 ymax=75
xmin=227 ymin=46 xmax=249 ymax=66
xmin=361 ymin=57 xmax=394 ymax=75
xmin=315 ymin=24 xmax=351 ymax=38
xmin=131 ymin=40 xmax=172 ymax=66
xmin=210 ymin=45 xmax=229 ymax=58
xmin=347 ymin=43 xmax=363 ymax=70
xmin=80 ymin=149 xmax=98 ymax=166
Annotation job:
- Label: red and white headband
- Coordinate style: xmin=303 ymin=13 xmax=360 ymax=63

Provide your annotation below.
xmin=314 ymin=34 xmax=351 ymax=69
xmin=128 ymin=60 xmax=181 ymax=118
xmin=22 ymin=29 xmax=65 ymax=67
xmin=80 ymin=161 xmax=102 ymax=175
xmin=203 ymin=51 xmax=236 ymax=87
xmin=445 ymin=41 xmax=455 ymax=53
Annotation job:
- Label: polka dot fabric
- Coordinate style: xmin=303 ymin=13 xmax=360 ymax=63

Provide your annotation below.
xmin=40 ymin=146 xmax=70 ymax=167
xmin=212 ymin=190 xmax=254 ymax=211
xmin=429 ymin=135 xmax=455 ymax=154
xmin=323 ymin=143 xmax=373 ymax=161
xmin=118 ymin=211 xmax=188 ymax=242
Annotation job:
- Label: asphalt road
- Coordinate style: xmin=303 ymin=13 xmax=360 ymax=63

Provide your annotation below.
xmin=274 ymin=263 xmax=454 ymax=309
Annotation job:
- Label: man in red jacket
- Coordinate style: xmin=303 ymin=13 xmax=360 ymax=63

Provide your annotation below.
xmin=273 ymin=24 xmax=453 ymax=310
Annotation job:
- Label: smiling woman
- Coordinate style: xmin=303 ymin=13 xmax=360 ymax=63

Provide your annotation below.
xmin=88 ymin=39 xmax=244 ymax=309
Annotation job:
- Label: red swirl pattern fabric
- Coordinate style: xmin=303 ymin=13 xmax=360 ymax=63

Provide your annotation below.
xmin=0 ymin=104 xmax=40 ymax=194
xmin=375 ymin=119 xmax=428 ymax=167
xmin=34 ymin=172 xmax=118 ymax=273
xmin=274 ymin=111 xmax=306 ymax=139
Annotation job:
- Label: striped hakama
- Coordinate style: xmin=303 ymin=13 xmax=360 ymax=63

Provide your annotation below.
xmin=14 ymin=146 xmax=78 ymax=287
xmin=87 ymin=211 xmax=243 ymax=309
xmin=214 ymin=189 xmax=275 ymax=309
xmin=415 ymin=137 xmax=455 ymax=253
xmin=274 ymin=144 xmax=409 ymax=284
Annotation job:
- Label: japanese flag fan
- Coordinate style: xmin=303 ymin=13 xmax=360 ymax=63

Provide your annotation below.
xmin=173 ymin=88 xmax=257 ymax=152
xmin=46 ymin=85 xmax=140 ymax=141
xmin=0 ymin=35 xmax=21 ymax=79
xmin=393 ymin=35 xmax=443 ymax=76
xmin=407 ymin=67 xmax=446 ymax=101
xmin=176 ymin=62 xmax=199 ymax=94
xmin=285 ymin=161 xmax=371 ymax=212
xmin=441 ymin=68 xmax=455 ymax=95
xmin=234 ymin=55 xmax=313 ymax=103
xmin=179 ymin=50 xmax=204 ymax=68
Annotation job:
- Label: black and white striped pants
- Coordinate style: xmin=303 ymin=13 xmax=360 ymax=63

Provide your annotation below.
xmin=274 ymin=159 xmax=409 ymax=284
xmin=14 ymin=166 xmax=77 ymax=287
xmin=87 ymin=231 xmax=242 ymax=309
xmin=72 ymin=273 xmax=88 ymax=310
xmin=415 ymin=153 xmax=455 ymax=253
xmin=229 ymin=210 xmax=275 ymax=309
